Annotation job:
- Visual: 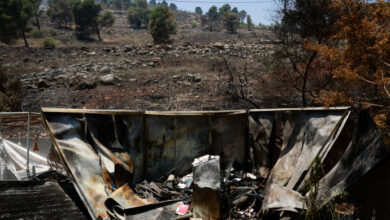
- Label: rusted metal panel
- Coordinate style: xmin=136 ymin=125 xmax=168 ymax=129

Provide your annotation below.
xmin=41 ymin=107 xmax=359 ymax=218
xmin=42 ymin=109 xmax=247 ymax=219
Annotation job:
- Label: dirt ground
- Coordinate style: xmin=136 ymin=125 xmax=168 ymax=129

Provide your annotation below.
xmin=0 ymin=11 xmax=299 ymax=112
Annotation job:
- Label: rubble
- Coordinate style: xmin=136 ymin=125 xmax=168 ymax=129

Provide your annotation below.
xmin=39 ymin=107 xmax=390 ymax=219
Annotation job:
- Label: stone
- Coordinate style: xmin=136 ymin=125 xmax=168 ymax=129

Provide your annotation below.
xmin=213 ymin=42 xmax=224 ymax=50
xmin=99 ymin=74 xmax=117 ymax=85
xmin=187 ymin=73 xmax=201 ymax=83
xmin=100 ymin=66 xmax=110 ymax=74
xmin=78 ymin=79 xmax=97 ymax=90
xmin=124 ymin=45 xmax=136 ymax=52
xmin=151 ymin=57 xmax=161 ymax=63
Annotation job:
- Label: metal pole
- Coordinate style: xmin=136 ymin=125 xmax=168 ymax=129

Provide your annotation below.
xmin=26 ymin=112 xmax=30 ymax=179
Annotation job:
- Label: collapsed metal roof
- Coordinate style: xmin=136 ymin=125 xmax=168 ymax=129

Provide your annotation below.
xmin=40 ymin=107 xmax=389 ymax=219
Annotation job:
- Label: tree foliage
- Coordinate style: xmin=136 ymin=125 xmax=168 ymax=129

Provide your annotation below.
xmin=97 ymin=11 xmax=115 ymax=40
xmin=219 ymin=4 xmax=231 ymax=15
xmin=169 ymin=3 xmax=177 ymax=11
xmin=207 ymin=5 xmax=218 ymax=20
xmin=0 ymin=0 xmax=34 ymax=47
xmin=149 ymin=0 xmax=156 ymax=6
xmin=223 ymin=11 xmax=239 ymax=33
xmin=127 ymin=6 xmax=150 ymax=28
xmin=247 ymin=15 xmax=253 ymax=30
xmin=195 ymin=6 xmax=202 ymax=15
xmin=272 ymin=0 xmax=339 ymax=106
xmin=134 ymin=0 xmax=148 ymax=8
xmin=47 ymin=0 xmax=75 ymax=28
xmin=309 ymin=0 xmax=390 ymax=106
xmin=239 ymin=10 xmax=247 ymax=22
xmin=72 ymin=0 xmax=102 ymax=40
xmin=149 ymin=5 xmax=176 ymax=44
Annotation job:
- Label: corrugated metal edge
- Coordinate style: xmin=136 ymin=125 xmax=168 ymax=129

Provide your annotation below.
xmin=40 ymin=112 xmax=97 ymax=220
xmin=41 ymin=107 xmax=350 ymax=115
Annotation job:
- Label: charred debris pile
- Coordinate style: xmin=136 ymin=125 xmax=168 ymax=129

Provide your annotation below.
xmin=39 ymin=107 xmax=389 ymax=219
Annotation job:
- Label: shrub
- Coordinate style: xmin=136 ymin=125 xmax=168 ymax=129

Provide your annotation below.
xmin=192 ymin=21 xmax=197 ymax=28
xmin=0 ymin=65 xmax=21 ymax=111
xmin=43 ymin=37 xmax=56 ymax=49
xmin=30 ymin=30 xmax=44 ymax=38
xmin=149 ymin=6 xmax=177 ymax=44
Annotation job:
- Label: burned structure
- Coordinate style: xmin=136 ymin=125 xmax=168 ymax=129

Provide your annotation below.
xmin=3 ymin=107 xmax=388 ymax=219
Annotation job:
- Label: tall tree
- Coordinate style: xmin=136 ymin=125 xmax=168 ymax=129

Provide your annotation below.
xmin=223 ymin=11 xmax=239 ymax=33
xmin=169 ymin=3 xmax=177 ymax=10
xmin=232 ymin=7 xmax=238 ymax=14
xmin=149 ymin=5 xmax=176 ymax=44
xmin=32 ymin=0 xmax=42 ymax=30
xmin=134 ymin=0 xmax=148 ymax=8
xmin=247 ymin=14 xmax=253 ymax=30
xmin=127 ymin=6 xmax=150 ymax=28
xmin=0 ymin=0 xmax=34 ymax=47
xmin=96 ymin=11 xmax=115 ymax=41
xmin=72 ymin=0 xmax=102 ymax=40
xmin=219 ymin=3 xmax=231 ymax=15
xmin=273 ymin=0 xmax=339 ymax=106
xmin=205 ymin=5 xmax=219 ymax=31
xmin=161 ymin=0 xmax=168 ymax=7
xmin=195 ymin=6 xmax=202 ymax=15
xmin=149 ymin=0 xmax=156 ymax=6
xmin=239 ymin=10 xmax=247 ymax=22
xmin=47 ymin=0 xmax=75 ymax=28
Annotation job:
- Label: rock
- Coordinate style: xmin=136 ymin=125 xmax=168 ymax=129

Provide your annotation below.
xmin=138 ymin=50 xmax=149 ymax=55
xmin=213 ymin=42 xmax=224 ymax=50
xmin=37 ymin=79 xmax=51 ymax=88
xmin=99 ymin=74 xmax=118 ymax=85
xmin=78 ymin=79 xmax=97 ymax=90
xmin=151 ymin=57 xmax=161 ymax=63
xmin=187 ymin=73 xmax=201 ymax=83
xmin=124 ymin=45 xmax=136 ymax=52
xmin=100 ymin=66 xmax=110 ymax=74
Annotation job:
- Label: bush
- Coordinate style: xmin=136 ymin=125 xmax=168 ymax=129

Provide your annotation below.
xmin=192 ymin=21 xmax=197 ymax=28
xmin=127 ymin=7 xmax=150 ymax=28
xmin=30 ymin=30 xmax=44 ymax=38
xmin=149 ymin=6 xmax=177 ymax=44
xmin=0 ymin=65 xmax=21 ymax=111
xmin=43 ymin=37 xmax=56 ymax=49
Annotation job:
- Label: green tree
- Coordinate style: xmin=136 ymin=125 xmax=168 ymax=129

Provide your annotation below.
xmin=127 ymin=6 xmax=150 ymax=28
xmin=238 ymin=10 xmax=246 ymax=22
xmin=149 ymin=5 xmax=176 ymax=44
xmin=134 ymin=0 xmax=148 ymax=8
xmin=232 ymin=7 xmax=238 ymax=14
xmin=195 ymin=6 xmax=202 ymax=15
xmin=96 ymin=11 xmax=115 ymax=40
xmin=207 ymin=5 xmax=218 ymax=19
xmin=72 ymin=0 xmax=102 ymax=40
xmin=0 ymin=0 xmax=34 ymax=47
xmin=223 ymin=11 xmax=239 ymax=33
xmin=47 ymin=0 xmax=75 ymax=28
xmin=219 ymin=4 xmax=231 ymax=15
xmin=149 ymin=0 xmax=156 ymax=6
xmin=161 ymin=0 xmax=168 ymax=7
xmin=247 ymin=14 xmax=253 ymax=30
xmin=113 ymin=0 xmax=122 ymax=13
xmin=169 ymin=3 xmax=177 ymax=10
